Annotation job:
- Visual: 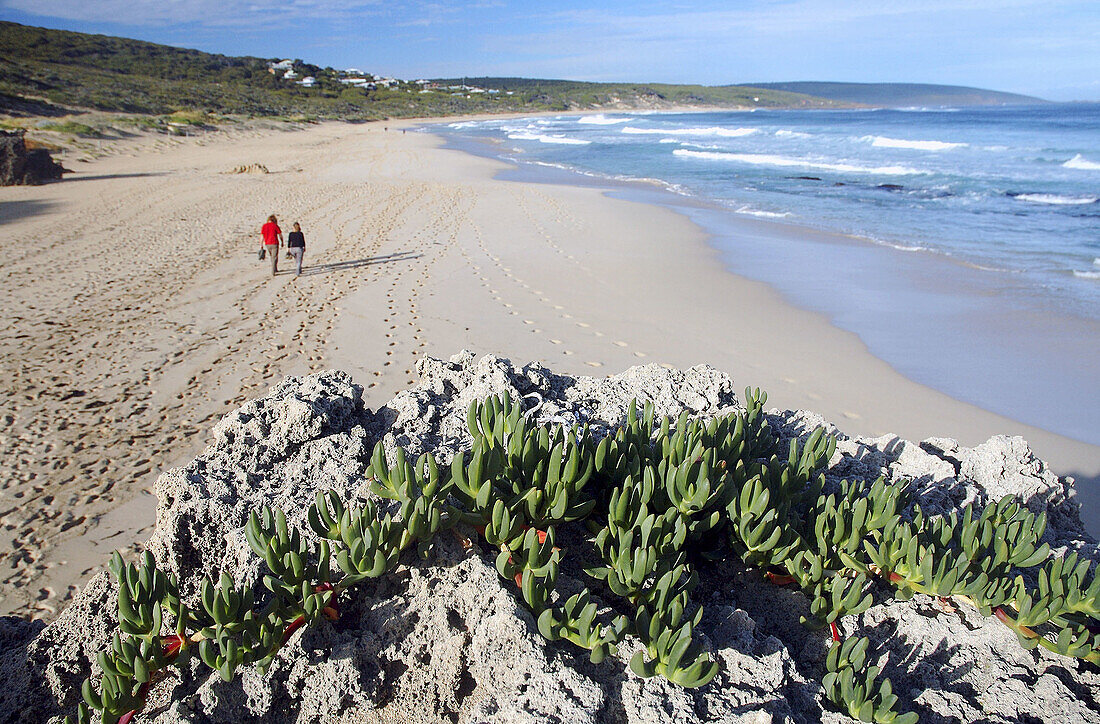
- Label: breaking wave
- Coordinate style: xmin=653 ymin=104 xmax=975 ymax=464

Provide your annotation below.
xmin=864 ymin=135 xmax=967 ymax=151
xmin=622 ymin=126 xmax=758 ymax=138
xmin=1064 ymin=154 xmax=1100 ymax=170
xmin=1014 ymin=193 xmax=1098 ymax=205
xmin=672 ymin=149 xmax=927 ymax=176
xmin=507 ymin=132 xmax=591 ymax=145
xmin=577 ymin=114 xmax=632 ymax=125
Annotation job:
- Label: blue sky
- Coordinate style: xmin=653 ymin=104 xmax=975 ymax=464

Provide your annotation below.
xmin=3 ymin=1 xmax=1098 ymax=100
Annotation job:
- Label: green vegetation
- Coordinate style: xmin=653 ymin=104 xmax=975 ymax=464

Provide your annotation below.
xmin=1 ymin=21 xmax=841 ymax=123
xmin=37 ymin=121 xmax=103 ymax=137
xmin=64 ymin=389 xmax=1099 ymax=723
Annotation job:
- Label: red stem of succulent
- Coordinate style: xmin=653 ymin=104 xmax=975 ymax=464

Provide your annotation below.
xmin=994 ymin=606 xmax=1037 ymax=638
xmin=764 ymin=571 xmax=796 ymax=586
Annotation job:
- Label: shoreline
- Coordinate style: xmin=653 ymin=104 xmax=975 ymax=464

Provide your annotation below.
xmin=411 ymin=120 xmax=1100 ymax=513
xmin=2 ymin=118 xmax=1097 ymax=621
xmin=424 ymin=118 xmax=1100 ymax=449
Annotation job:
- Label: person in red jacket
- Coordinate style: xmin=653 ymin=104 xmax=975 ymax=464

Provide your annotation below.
xmin=261 ymin=215 xmax=283 ymax=276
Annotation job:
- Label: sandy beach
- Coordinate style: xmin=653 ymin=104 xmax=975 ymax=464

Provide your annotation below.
xmin=2 ymin=119 xmax=1097 ymax=620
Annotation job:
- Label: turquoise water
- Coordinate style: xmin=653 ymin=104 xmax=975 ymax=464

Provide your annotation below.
xmin=432 ymin=105 xmax=1100 ymax=445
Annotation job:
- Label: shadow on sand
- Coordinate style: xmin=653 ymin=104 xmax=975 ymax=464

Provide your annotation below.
xmin=0 ymin=198 xmax=55 ymax=224
xmin=59 ymin=172 xmax=167 ymax=183
xmin=285 ymin=250 xmax=423 ymax=277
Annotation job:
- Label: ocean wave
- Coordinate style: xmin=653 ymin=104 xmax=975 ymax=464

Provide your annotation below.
xmin=1064 ymin=154 xmax=1100 ymax=170
xmin=864 ymin=135 xmax=967 ymax=151
xmin=734 ymin=206 xmax=793 ymax=219
xmin=658 ymin=138 xmax=679 ymax=144
xmin=622 ymin=126 xmax=758 ymax=138
xmin=1095 ymin=258 xmax=1100 ymax=267
xmin=507 ymin=132 xmax=591 ymax=146
xmin=447 ymin=121 xmax=481 ymax=129
xmin=672 ymin=149 xmax=928 ymax=176
xmin=577 ymin=114 xmax=632 ymax=125
xmin=1013 ymin=193 xmax=1099 ymax=206
xmin=775 ymin=129 xmax=811 ymax=139
xmin=1073 ymin=270 xmax=1100 ymax=280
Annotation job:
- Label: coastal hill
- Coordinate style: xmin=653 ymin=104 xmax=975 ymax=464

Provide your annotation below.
xmin=748 ymin=81 xmax=1047 ymax=107
xmin=0 ymin=21 xmax=839 ymax=120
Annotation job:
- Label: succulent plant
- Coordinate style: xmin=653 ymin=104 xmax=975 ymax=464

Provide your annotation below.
xmin=823 ymin=637 xmax=917 ymax=724
xmin=66 ymin=388 xmax=1100 ymax=723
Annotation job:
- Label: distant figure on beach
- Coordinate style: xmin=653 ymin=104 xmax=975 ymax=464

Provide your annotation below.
xmin=261 ymin=214 xmax=283 ymax=276
xmin=287 ymin=222 xmax=306 ymax=277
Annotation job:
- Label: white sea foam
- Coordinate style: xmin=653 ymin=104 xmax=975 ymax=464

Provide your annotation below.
xmin=1073 ymin=270 xmax=1100 ymax=280
xmin=1064 ymin=154 xmax=1100 ymax=170
xmin=775 ymin=129 xmax=811 ymax=139
xmin=658 ymin=138 xmax=679 ymax=144
xmin=447 ymin=121 xmax=480 ymax=129
xmin=734 ymin=206 xmax=793 ymax=219
xmin=864 ymin=135 xmax=967 ymax=151
xmin=672 ymin=149 xmax=927 ymax=176
xmin=622 ymin=126 xmax=758 ymax=138
xmin=1095 ymin=258 xmax=1100 ymax=267
xmin=577 ymin=114 xmax=632 ymax=125
xmin=1014 ymin=193 xmax=1098 ymax=206
xmin=507 ymin=132 xmax=591 ymax=145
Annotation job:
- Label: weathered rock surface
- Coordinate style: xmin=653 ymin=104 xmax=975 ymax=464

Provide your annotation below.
xmin=0 ymin=130 xmax=64 ymax=186
xmin=2 ymin=351 xmax=1098 ymax=723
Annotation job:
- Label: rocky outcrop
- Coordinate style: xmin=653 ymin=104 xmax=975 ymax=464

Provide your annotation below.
xmin=0 ymin=130 xmax=64 ymax=186
xmin=1 ymin=352 xmax=1097 ymax=723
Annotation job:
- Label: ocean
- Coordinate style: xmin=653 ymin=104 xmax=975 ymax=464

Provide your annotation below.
xmin=430 ymin=105 xmax=1100 ymax=445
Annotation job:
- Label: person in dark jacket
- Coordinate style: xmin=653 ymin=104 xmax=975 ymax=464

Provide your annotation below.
xmin=287 ymin=222 xmax=306 ymax=276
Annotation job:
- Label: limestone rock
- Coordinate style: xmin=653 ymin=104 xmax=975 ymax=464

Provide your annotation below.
xmin=1 ymin=353 xmax=1096 ymax=723
xmin=0 ymin=130 xmax=64 ymax=186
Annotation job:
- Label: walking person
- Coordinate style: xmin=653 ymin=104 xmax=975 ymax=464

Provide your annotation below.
xmin=287 ymin=222 xmax=306 ymax=277
xmin=261 ymin=214 xmax=283 ymax=276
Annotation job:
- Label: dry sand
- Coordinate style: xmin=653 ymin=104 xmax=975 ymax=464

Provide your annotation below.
xmin=1 ymin=119 xmax=1097 ymax=620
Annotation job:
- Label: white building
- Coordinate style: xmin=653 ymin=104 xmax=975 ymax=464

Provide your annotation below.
xmin=283 ymin=69 xmax=299 ymax=80
xmin=270 ymin=59 xmax=294 ymax=70
xmin=298 ymin=77 xmax=316 ymax=87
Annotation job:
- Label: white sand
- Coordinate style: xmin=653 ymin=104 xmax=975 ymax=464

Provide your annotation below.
xmin=2 ymin=119 xmax=1096 ymax=619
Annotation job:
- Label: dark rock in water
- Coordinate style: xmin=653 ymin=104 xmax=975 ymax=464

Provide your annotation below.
xmin=0 ymin=130 xmax=65 ymax=186
xmin=2 ymin=352 xmax=1097 ymax=723
xmin=877 ymin=184 xmax=905 ymax=192
xmin=790 ymin=176 xmax=823 ymax=181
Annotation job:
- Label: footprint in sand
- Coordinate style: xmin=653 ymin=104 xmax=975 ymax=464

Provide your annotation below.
xmin=585 ymin=362 xmax=603 ymax=368
xmin=613 ymin=341 xmax=628 ymax=347
xmin=549 ymin=339 xmax=562 ymax=345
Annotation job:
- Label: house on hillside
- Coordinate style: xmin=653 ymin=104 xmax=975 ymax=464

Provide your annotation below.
xmin=270 ymin=59 xmax=294 ymax=70
xmin=283 ymin=69 xmax=299 ymax=80
xmin=298 ymin=77 xmax=316 ymax=87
